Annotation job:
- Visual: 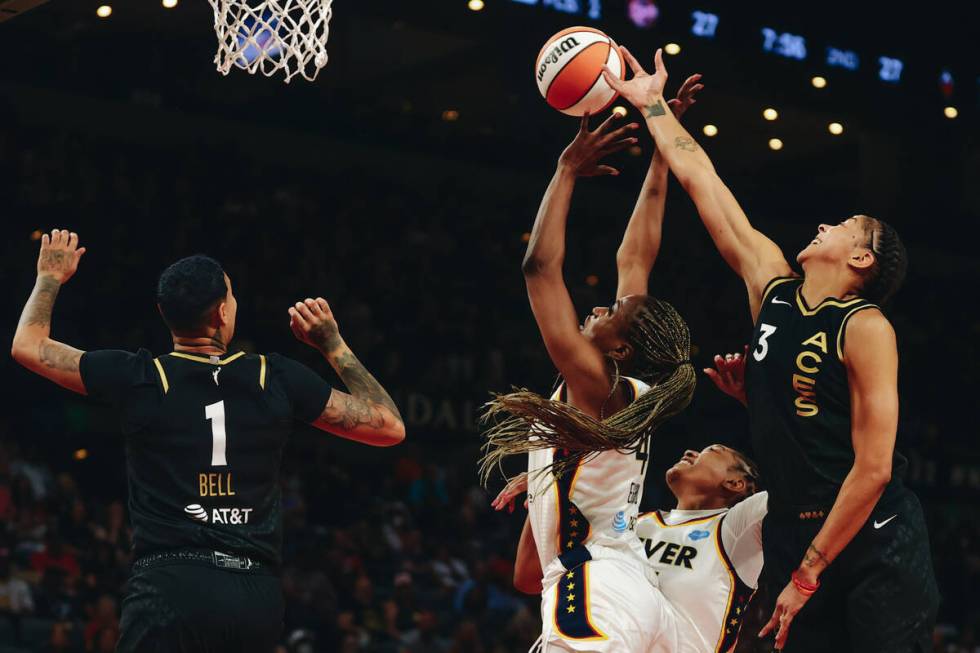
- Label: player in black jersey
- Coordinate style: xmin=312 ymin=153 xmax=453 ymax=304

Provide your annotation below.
xmin=603 ymin=50 xmax=938 ymax=652
xmin=11 ymin=229 xmax=405 ymax=652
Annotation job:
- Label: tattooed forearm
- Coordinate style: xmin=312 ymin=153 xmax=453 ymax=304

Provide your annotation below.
xmin=320 ymin=394 xmax=386 ymax=431
xmin=22 ymin=276 xmax=62 ymax=328
xmin=674 ymin=137 xmax=699 ymax=152
xmin=38 ymin=250 xmax=70 ymax=275
xmin=309 ymin=321 xmax=343 ymax=354
xmin=328 ymin=349 xmax=401 ymax=418
xmin=39 ymin=341 xmax=82 ymax=372
xmin=802 ymin=543 xmax=830 ymax=568
xmin=644 ymin=100 xmax=667 ymax=118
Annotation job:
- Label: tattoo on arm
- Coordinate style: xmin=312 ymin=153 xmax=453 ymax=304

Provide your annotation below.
xmin=644 ymin=100 xmax=667 ymax=118
xmin=329 ymin=350 xmax=401 ymax=418
xmin=674 ymin=137 xmax=699 ymax=152
xmin=802 ymin=543 xmax=830 ymax=568
xmin=320 ymin=392 xmax=387 ymax=431
xmin=39 ymin=341 xmax=82 ymax=372
xmin=309 ymin=321 xmax=343 ymax=354
xmin=23 ymin=276 xmax=62 ymax=328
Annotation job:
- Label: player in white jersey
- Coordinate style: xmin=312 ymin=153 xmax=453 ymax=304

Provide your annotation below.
xmin=497 ymin=351 xmax=766 ymax=653
xmin=481 ymin=77 xmax=704 ymax=652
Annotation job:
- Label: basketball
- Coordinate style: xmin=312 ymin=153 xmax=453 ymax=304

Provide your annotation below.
xmin=535 ymin=27 xmax=625 ymax=116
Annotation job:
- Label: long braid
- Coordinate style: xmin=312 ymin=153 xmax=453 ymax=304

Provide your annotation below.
xmin=479 ymin=297 xmax=696 ymax=484
xmin=859 ymin=216 xmax=908 ymax=306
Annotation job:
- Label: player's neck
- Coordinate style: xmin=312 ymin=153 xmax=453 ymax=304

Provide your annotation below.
xmin=800 ymin=263 xmax=860 ymax=306
xmin=172 ymin=332 xmax=228 ymax=355
xmin=674 ymin=492 xmax=728 ymax=511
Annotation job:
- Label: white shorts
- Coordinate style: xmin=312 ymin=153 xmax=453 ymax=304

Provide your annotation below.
xmin=535 ymin=545 xmax=679 ymax=653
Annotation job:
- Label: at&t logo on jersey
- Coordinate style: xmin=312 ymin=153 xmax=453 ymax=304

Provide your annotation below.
xmin=184 ymin=503 xmax=254 ymax=525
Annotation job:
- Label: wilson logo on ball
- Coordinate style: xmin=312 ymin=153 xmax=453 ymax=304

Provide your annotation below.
xmin=535 ymin=26 xmax=625 ymax=117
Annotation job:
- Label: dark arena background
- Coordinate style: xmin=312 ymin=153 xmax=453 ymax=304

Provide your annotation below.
xmin=1 ymin=1 xmax=978 ymax=652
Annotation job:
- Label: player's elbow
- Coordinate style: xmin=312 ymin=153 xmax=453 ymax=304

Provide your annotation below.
xmin=677 ymin=166 xmax=717 ymax=196
xmin=855 ymin=459 xmax=892 ymax=489
xmin=10 ymin=337 xmax=37 ymax=368
xmin=382 ymin=420 xmax=406 ymax=446
xmin=513 ymin=568 xmax=542 ymax=595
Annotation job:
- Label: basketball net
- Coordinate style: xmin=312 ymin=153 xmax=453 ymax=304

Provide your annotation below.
xmin=209 ymin=0 xmax=334 ymax=83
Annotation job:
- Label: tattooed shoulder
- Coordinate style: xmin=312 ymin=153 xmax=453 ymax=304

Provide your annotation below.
xmin=39 ymin=341 xmax=82 ymax=372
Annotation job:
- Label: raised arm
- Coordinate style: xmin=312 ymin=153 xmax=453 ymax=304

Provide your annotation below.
xmin=760 ymin=310 xmax=898 ymax=649
xmin=522 ymin=113 xmax=637 ymax=415
xmin=616 ymin=74 xmax=703 ymax=298
xmin=289 ymin=298 xmax=405 ymax=446
xmin=11 ymin=229 xmax=88 ymax=394
xmin=603 ymin=49 xmax=793 ymax=321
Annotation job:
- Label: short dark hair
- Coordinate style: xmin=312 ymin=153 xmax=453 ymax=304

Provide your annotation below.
xmin=859 ymin=216 xmax=908 ymax=306
xmin=157 ymin=255 xmax=227 ymax=333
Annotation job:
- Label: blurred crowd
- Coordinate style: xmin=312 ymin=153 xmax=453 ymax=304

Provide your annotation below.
xmin=1 ymin=103 xmax=978 ymax=653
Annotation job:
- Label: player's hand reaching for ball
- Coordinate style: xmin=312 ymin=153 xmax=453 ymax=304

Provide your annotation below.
xmin=668 ymin=73 xmax=704 ymax=120
xmin=491 ymin=472 xmax=529 ymax=513
xmin=289 ymin=297 xmax=343 ymax=353
xmin=704 ymin=346 xmax=748 ymax=406
xmin=37 ymin=229 xmax=86 ymax=284
xmin=602 ymin=47 xmax=669 ymax=113
xmin=558 ymin=111 xmax=639 ymax=177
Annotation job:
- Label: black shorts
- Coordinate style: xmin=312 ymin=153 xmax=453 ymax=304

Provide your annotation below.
xmin=760 ymin=488 xmax=939 ymax=653
xmin=117 ymin=559 xmax=283 ymax=653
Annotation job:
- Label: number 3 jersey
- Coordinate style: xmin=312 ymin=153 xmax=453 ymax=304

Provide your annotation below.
xmin=745 ymin=277 xmax=906 ymax=511
xmin=80 ymin=349 xmax=333 ymax=566
xmin=527 ymin=377 xmax=652 ymax=571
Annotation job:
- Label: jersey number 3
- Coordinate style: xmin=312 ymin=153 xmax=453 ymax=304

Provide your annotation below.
xmin=753 ymin=324 xmax=777 ymax=362
xmin=205 ymin=401 xmax=228 ymax=467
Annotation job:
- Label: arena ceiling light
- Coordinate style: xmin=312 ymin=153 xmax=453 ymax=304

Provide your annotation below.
xmin=768 ymin=138 xmax=783 ymax=151
xmin=664 ymin=43 xmax=681 ymax=55
xmin=811 ymin=76 xmax=827 ymax=89
xmin=468 ymin=0 xmax=485 ymax=11
xmin=96 ymin=4 xmax=112 ymax=18
xmin=162 ymin=0 xmax=178 ymax=8
xmin=702 ymin=124 xmax=718 ymax=137
xmin=944 ymin=106 xmax=958 ymax=119
xmin=763 ymin=108 xmax=779 ymax=121
xmin=828 ymin=122 xmax=844 ymax=135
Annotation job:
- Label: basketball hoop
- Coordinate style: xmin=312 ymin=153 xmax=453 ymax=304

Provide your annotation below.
xmin=208 ymin=0 xmax=334 ymax=83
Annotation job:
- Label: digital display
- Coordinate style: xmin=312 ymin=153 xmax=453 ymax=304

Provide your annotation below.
xmin=691 ymin=10 xmax=719 ymax=38
xmin=878 ymin=56 xmax=903 ymax=83
xmin=511 ymin=0 xmax=601 ymax=19
xmin=826 ymin=47 xmax=859 ymax=71
xmin=762 ymin=28 xmax=807 ymax=61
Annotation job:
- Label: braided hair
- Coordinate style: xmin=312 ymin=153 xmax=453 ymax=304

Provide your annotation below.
xmin=858 ymin=215 xmax=908 ymax=306
xmin=479 ymin=297 xmax=696 ymax=484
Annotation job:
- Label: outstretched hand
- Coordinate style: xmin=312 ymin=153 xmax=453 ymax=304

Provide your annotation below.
xmin=603 ymin=47 xmax=669 ymax=113
xmin=37 ymin=229 xmax=86 ymax=284
xmin=558 ymin=112 xmax=639 ymax=177
xmin=668 ymin=73 xmax=704 ymax=120
xmin=704 ymin=346 xmax=748 ymax=406
xmin=491 ymin=472 xmax=529 ymax=513
xmin=759 ymin=578 xmax=813 ymax=650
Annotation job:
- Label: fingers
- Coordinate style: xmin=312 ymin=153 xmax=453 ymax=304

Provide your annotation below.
xmin=294 ymin=300 xmax=316 ymax=323
xmin=75 ymin=247 xmax=87 ymax=262
xmin=775 ymin=613 xmax=794 ymax=649
xmin=601 ymin=66 xmax=625 ymax=93
xmin=758 ymin=608 xmax=780 ymax=638
xmin=621 ymin=46 xmax=646 ymax=76
xmin=67 ymin=232 xmax=78 ymax=251
xmin=594 ymin=111 xmax=620 ymax=135
xmin=41 ymin=233 xmax=49 ymax=247
xmin=599 ymin=138 xmax=638 ymax=159
xmin=304 ymin=297 xmax=325 ymax=319
xmin=288 ymin=305 xmax=310 ymax=331
xmin=579 ymin=111 xmax=591 ymax=132
xmin=653 ymin=47 xmax=665 ymax=75
xmin=601 ymin=121 xmax=640 ymax=144
xmin=595 ymin=165 xmax=619 ymax=177
xmin=703 ymin=367 xmax=721 ymax=385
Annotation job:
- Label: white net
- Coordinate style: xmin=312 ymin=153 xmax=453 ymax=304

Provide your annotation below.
xmin=209 ymin=0 xmax=334 ymax=83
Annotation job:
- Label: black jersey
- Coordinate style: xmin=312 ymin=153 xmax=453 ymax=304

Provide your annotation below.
xmin=745 ymin=277 xmax=907 ymax=512
xmin=80 ymin=349 xmax=332 ymax=566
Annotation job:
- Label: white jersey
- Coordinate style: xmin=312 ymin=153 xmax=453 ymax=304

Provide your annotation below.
xmin=636 ymin=491 xmax=768 ymax=653
xmin=527 ymin=377 xmax=652 ymax=572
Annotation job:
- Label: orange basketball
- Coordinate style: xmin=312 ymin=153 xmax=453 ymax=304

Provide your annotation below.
xmin=535 ymin=27 xmax=625 ymax=116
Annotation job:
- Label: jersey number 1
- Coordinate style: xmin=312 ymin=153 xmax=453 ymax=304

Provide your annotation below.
xmin=205 ymin=401 xmax=228 ymax=467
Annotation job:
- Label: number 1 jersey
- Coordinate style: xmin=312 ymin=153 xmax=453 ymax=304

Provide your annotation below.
xmin=80 ymin=349 xmax=333 ymax=566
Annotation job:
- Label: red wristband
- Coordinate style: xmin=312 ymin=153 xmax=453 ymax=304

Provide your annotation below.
xmin=791 ymin=569 xmax=820 ymax=596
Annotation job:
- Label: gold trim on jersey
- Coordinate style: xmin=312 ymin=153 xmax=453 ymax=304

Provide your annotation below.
xmin=761 ymin=276 xmax=799 ymax=304
xmin=836 ymin=304 xmax=880 ymax=361
xmin=259 ymin=354 xmax=267 ymax=389
xmin=795 ymin=286 xmax=863 ymax=316
xmin=649 ymin=510 xmax=727 ymax=528
xmin=168 ymin=351 xmax=247 ymax=365
xmin=712 ymin=524 xmax=736 ymax=652
xmin=152 ymin=358 xmax=169 ymax=394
